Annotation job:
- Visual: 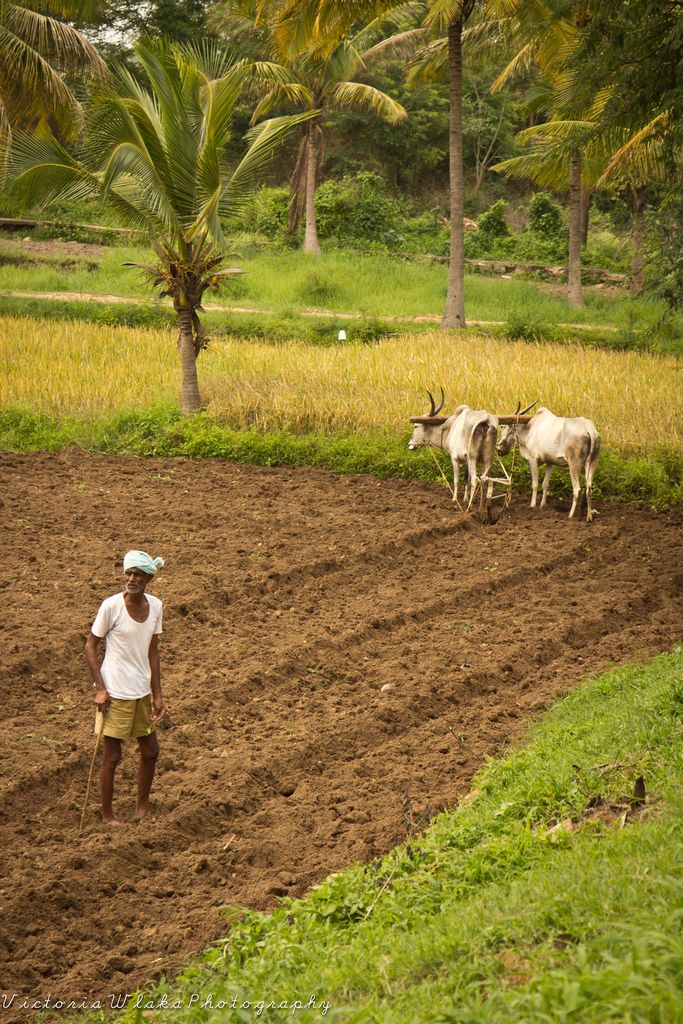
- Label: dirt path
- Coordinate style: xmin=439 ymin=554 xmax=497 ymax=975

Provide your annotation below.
xmin=0 ymin=451 xmax=680 ymax=1014
xmin=0 ymin=289 xmax=619 ymax=332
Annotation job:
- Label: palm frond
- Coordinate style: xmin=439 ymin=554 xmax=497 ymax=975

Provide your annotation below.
xmin=9 ymin=131 xmax=156 ymax=232
xmin=207 ymin=6 xmax=269 ymax=51
xmin=5 ymin=3 xmax=107 ymax=75
xmin=20 ymin=0 xmax=98 ymax=19
xmin=363 ymin=26 xmax=430 ymax=65
xmin=492 ymin=150 xmax=572 ymax=188
xmin=351 ymin=2 xmax=426 ymax=52
xmin=178 ymin=37 xmax=242 ymax=80
xmin=491 ymin=40 xmax=535 ymax=92
xmin=220 ymin=109 xmax=319 ymax=220
xmin=424 ymin=0 xmax=472 ymax=31
xmin=0 ymin=22 xmax=81 ymax=131
xmin=330 ymin=81 xmax=407 ymax=122
xmin=198 ymin=57 xmax=253 ymax=141
xmin=462 ymin=12 xmax=513 ymax=56
xmin=251 ymin=60 xmax=299 ymax=85
xmin=517 ymin=118 xmax=595 ymax=147
xmin=320 ymin=38 xmax=364 ymax=84
xmin=250 ymin=82 xmax=314 ymax=122
xmin=407 ymin=35 xmax=448 ymax=85
xmin=598 ymin=113 xmax=675 ymax=187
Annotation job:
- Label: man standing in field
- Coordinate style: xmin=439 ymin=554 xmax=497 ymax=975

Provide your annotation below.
xmin=85 ymin=550 xmax=166 ymax=825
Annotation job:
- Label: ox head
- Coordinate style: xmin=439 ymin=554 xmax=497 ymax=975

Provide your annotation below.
xmin=408 ymin=388 xmax=446 ymax=449
xmin=496 ymin=400 xmax=538 ymax=454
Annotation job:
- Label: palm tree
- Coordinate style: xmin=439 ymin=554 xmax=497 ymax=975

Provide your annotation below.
xmin=211 ymin=0 xmax=408 ymax=255
xmin=298 ymin=0 xmax=479 ymax=321
xmin=491 ymin=0 xmax=683 ymax=304
xmin=0 ymin=0 xmax=107 ymax=159
xmin=494 ymin=113 xmax=677 ymax=303
xmin=9 ymin=38 xmax=315 ymax=413
xmin=273 ymin=0 xmax=547 ymax=325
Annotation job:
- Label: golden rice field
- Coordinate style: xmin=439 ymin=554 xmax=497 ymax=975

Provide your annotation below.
xmin=1 ymin=315 xmax=681 ymax=455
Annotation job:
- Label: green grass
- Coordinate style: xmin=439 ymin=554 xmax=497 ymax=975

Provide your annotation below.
xmin=1 ymin=405 xmax=681 ymax=510
xmin=0 ymin=294 xmax=422 ymax=345
xmin=0 ymin=292 xmax=679 ymax=355
xmin=92 ymin=647 xmax=683 ymax=1024
xmin=0 ymin=243 xmax=676 ymax=332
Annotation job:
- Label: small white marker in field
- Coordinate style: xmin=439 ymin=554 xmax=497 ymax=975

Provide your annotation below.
xmin=338 ymin=329 xmax=347 ymax=341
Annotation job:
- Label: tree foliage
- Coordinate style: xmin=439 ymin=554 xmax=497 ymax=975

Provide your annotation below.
xmin=0 ymin=0 xmax=107 ymax=161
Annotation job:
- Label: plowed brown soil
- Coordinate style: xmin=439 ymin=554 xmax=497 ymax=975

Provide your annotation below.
xmin=0 ymin=450 xmax=681 ymax=1014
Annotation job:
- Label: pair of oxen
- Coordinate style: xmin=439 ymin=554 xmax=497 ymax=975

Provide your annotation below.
xmin=408 ymin=391 xmax=601 ymax=522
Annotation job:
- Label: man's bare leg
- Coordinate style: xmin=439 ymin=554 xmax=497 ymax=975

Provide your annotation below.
xmin=101 ymin=736 xmax=123 ymax=825
xmin=136 ymin=732 xmax=159 ymax=818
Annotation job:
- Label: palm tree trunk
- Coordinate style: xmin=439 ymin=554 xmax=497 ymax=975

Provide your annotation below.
xmin=567 ymin=149 xmax=583 ymax=308
xmin=442 ymin=16 xmax=466 ymax=329
xmin=178 ymin=307 xmax=202 ymax=415
xmin=580 ymin=187 xmax=590 ymax=246
xmin=630 ymin=185 xmax=647 ymax=296
xmin=303 ymin=123 xmax=321 ymax=257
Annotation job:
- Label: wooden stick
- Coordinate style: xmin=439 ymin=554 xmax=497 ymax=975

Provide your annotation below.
xmin=427 ymin=445 xmax=454 ymax=497
xmin=79 ymin=711 xmax=105 ymax=834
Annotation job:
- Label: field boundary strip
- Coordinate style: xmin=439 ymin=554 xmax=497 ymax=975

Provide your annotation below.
xmin=0 ymin=289 xmax=621 ymax=332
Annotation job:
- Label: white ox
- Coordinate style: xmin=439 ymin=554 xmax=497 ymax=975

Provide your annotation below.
xmin=409 ymin=390 xmax=499 ymax=508
xmin=497 ymin=406 xmax=601 ymax=521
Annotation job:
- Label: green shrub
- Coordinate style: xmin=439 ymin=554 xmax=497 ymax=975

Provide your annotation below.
xmin=646 ymin=195 xmax=683 ymax=309
xmin=396 ymin=209 xmax=449 ymax=255
xmin=584 ymin=229 xmax=629 ymax=270
xmin=528 ymin=192 xmax=565 ymax=237
xmin=503 ymin=312 xmax=552 ymax=343
xmin=477 ymin=198 xmax=510 ymax=238
xmin=243 ymin=186 xmax=291 ymax=239
xmin=315 ymin=172 xmax=400 ymax=243
xmin=513 ymin=230 xmax=567 ymax=264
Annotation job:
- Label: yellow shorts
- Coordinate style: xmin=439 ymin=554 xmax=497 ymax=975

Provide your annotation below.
xmin=97 ymin=695 xmax=156 ymax=740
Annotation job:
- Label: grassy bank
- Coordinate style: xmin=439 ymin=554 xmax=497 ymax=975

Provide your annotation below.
xmin=1 ymin=406 xmax=681 ymax=511
xmin=1 ymin=293 xmax=680 ymax=356
xmin=0 ymin=244 xmax=675 ymax=331
xmin=102 ymin=647 xmax=683 ymax=1023
xmin=0 ymin=295 xmax=422 ymax=346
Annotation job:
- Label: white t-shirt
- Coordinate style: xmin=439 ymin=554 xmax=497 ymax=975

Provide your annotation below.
xmin=91 ymin=593 xmax=163 ymax=700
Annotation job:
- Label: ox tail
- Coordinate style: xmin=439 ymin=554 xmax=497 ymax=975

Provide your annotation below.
xmin=585 ymin=431 xmax=601 ymax=473
xmin=468 ymin=420 xmax=487 ymax=461
xmin=469 ymin=419 xmax=498 ymax=476
xmin=481 ymin=422 xmax=498 ymax=474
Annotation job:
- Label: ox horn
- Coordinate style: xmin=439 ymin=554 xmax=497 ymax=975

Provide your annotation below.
xmin=519 ymin=399 xmax=539 ymax=416
xmin=427 ymin=387 xmax=445 ymax=417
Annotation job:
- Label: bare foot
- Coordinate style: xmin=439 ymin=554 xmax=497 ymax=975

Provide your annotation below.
xmin=103 ymin=816 xmax=122 ymax=827
xmin=135 ymin=806 xmax=150 ymax=819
